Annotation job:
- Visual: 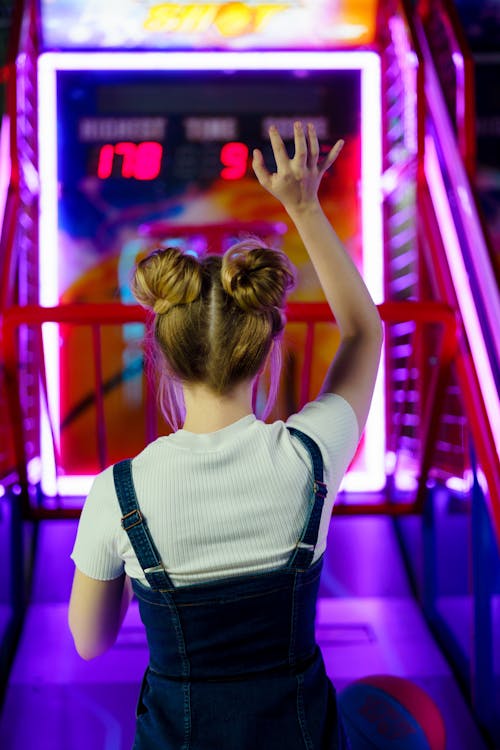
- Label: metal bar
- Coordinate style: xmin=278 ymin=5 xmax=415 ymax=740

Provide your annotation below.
xmin=1 ymin=318 xmax=31 ymax=517
xmin=35 ymin=323 xmax=62 ymax=498
xmin=416 ymin=14 xmax=500 ymax=398
xmin=415 ymin=330 xmax=454 ymax=512
xmin=435 ymin=0 xmax=476 ymax=175
xmin=419 ymin=183 xmax=500 ymax=543
xmin=391 ymin=327 xmax=419 ymax=476
xmin=332 ymin=501 xmax=418 ymax=516
xmin=300 ymin=323 xmax=315 ymax=410
xmin=1 ymin=300 xmax=458 ymax=333
xmin=145 ymin=364 xmax=157 ymax=444
xmin=1 ymin=300 xmax=460 ymax=519
xmin=0 ymin=188 xmax=21 ymax=310
xmin=2 ymin=303 xmax=149 ymax=326
xmin=21 ymin=499 xmax=423 ymax=521
xmin=422 ymin=484 xmax=438 ymax=616
xmin=5 ymin=1 xmax=24 ymax=192
xmin=470 ymin=445 xmax=496 ymax=735
xmin=91 ymin=325 xmax=108 ymax=471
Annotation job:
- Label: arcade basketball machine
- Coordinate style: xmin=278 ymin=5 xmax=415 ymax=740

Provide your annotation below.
xmin=1 ymin=0 xmax=500 ymax=748
xmin=34 ymin=0 xmax=385 ymax=498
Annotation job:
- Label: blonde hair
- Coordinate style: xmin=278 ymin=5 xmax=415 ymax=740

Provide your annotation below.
xmin=132 ymin=238 xmax=295 ymax=428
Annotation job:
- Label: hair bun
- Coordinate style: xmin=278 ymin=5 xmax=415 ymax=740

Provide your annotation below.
xmin=132 ymin=246 xmax=202 ymax=314
xmin=221 ymin=241 xmax=295 ymax=314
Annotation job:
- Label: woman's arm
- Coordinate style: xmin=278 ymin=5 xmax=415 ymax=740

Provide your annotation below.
xmin=252 ymin=122 xmax=383 ymax=434
xmin=68 ymin=570 xmax=133 ymax=660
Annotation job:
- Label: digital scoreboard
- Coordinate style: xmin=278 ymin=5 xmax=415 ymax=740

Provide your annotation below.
xmin=55 ymin=68 xmax=356 ymax=253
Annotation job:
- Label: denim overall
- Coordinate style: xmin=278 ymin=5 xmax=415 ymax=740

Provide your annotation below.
xmin=113 ymin=427 xmax=349 ymax=749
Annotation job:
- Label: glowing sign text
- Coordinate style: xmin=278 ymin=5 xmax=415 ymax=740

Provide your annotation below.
xmin=144 ymin=2 xmax=289 ymax=37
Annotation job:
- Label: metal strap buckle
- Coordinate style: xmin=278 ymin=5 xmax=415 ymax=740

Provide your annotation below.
xmin=313 ymin=480 xmax=328 ymax=498
xmin=144 ymin=564 xmax=166 ymax=575
xmin=121 ymin=509 xmax=143 ymax=530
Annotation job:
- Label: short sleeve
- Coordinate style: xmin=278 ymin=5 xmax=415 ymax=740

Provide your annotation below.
xmin=286 ymin=392 xmax=360 ymax=494
xmin=70 ymin=465 xmax=125 ymax=581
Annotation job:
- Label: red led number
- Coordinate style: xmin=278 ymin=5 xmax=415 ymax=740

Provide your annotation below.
xmin=97 ymin=141 xmax=163 ymax=180
xmin=220 ymin=142 xmax=249 ymax=180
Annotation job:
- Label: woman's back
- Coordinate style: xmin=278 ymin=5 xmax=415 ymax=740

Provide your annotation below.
xmin=71 ymin=394 xmax=358 ymax=588
xmin=111 ymin=426 xmax=349 ymax=750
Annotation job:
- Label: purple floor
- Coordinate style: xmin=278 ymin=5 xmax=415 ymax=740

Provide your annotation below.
xmin=0 ymin=517 xmax=489 ymax=749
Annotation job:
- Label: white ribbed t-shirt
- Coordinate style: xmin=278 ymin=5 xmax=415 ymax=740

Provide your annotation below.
xmin=71 ymin=393 xmax=359 ymax=587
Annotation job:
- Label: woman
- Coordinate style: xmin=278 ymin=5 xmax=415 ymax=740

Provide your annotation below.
xmin=69 ymin=122 xmax=383 ymax=748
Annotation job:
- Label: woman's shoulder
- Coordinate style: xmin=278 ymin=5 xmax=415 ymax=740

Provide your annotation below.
xmin=284 ymin=393 xmax=360 ymax=473
xmin=286 ymin=393 xmax=358 ymax=438
xmin=88 ymin=463 xmax=116 ymax=495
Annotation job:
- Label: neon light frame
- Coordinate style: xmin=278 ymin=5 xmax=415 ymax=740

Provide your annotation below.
xmin=37 ymin=51 xmax=384 ymax=496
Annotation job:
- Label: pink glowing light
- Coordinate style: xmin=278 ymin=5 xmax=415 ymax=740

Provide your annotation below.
xmin=425 ymin=136 xmax=500 ymax=458
xmin=0 ymin=115 xmax=10 ymax=227
xmin=37 ymin=51 xmax=384 ymax=495
xmin=417 ymin=16 xmax=500 ymax=462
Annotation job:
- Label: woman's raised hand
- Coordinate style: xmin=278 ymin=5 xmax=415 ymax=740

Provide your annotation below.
xmin=252 ymin=122 xmax=344 ymax=215
xmin=253 ymin=121 xmax=382 ymax=437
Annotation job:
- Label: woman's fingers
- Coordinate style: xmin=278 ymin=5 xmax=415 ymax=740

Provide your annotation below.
xmin=306 ymin=123 xmax=320 ymax=168
xmin=252 ymin=148 xmax=272 ymax=188
xmin=293 ymin=121 xmax=307 ymax=168
xmin=319 ymin=139 xmax=344 ymax=174
xmin=254 ymin=126 xmax=344 ymax=197
xmin=268 ymin=125 xmax=290 ymax=171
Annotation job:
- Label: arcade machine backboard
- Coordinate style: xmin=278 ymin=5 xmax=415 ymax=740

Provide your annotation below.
xmin=35 ymin=0 xmax=384 ymax=496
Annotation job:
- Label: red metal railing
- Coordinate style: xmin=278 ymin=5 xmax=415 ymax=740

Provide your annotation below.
xmin=0 ymin=0 xmax=27 ymax=478
xmin=1 ymin=299 xmax=458 ymax=519
xmin=417 ymin=0 xmax=476 ymax=177
xmin=419 ymin=182 xmax=500 ymax=536
xmin=0 ymin=0 xmax=28 ymax=308
xmin=411 ymin=10 xmax=500 ymax=542
xmin=377 ymin=0 xmax=500 ymax=549
xmin=1 ymin=0 xmax=41 ymax=476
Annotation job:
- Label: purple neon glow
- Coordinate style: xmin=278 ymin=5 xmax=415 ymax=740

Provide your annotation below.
xmin=0 ymin=115 xmax=10 ymax=230
xmin=445 ymin=473 xmax=473 ymax=495
xmin=387 ymin=16 xmax=418 ymax=155
xmin=37 ymin=51 xmax=384 ymax=495
xmin=424 ymin=54 xmax=500 ymax=372
xmin=425 ymin=136 xmax=500 ymax=456
xmin=417 ymin=17 xmax=500 ymax=460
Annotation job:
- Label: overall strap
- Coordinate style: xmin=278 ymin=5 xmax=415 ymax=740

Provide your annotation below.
xmin=113 ymin=459 xmax=174 ymax=591
xmin=286 ymin=427 xmax=328 ymax=569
